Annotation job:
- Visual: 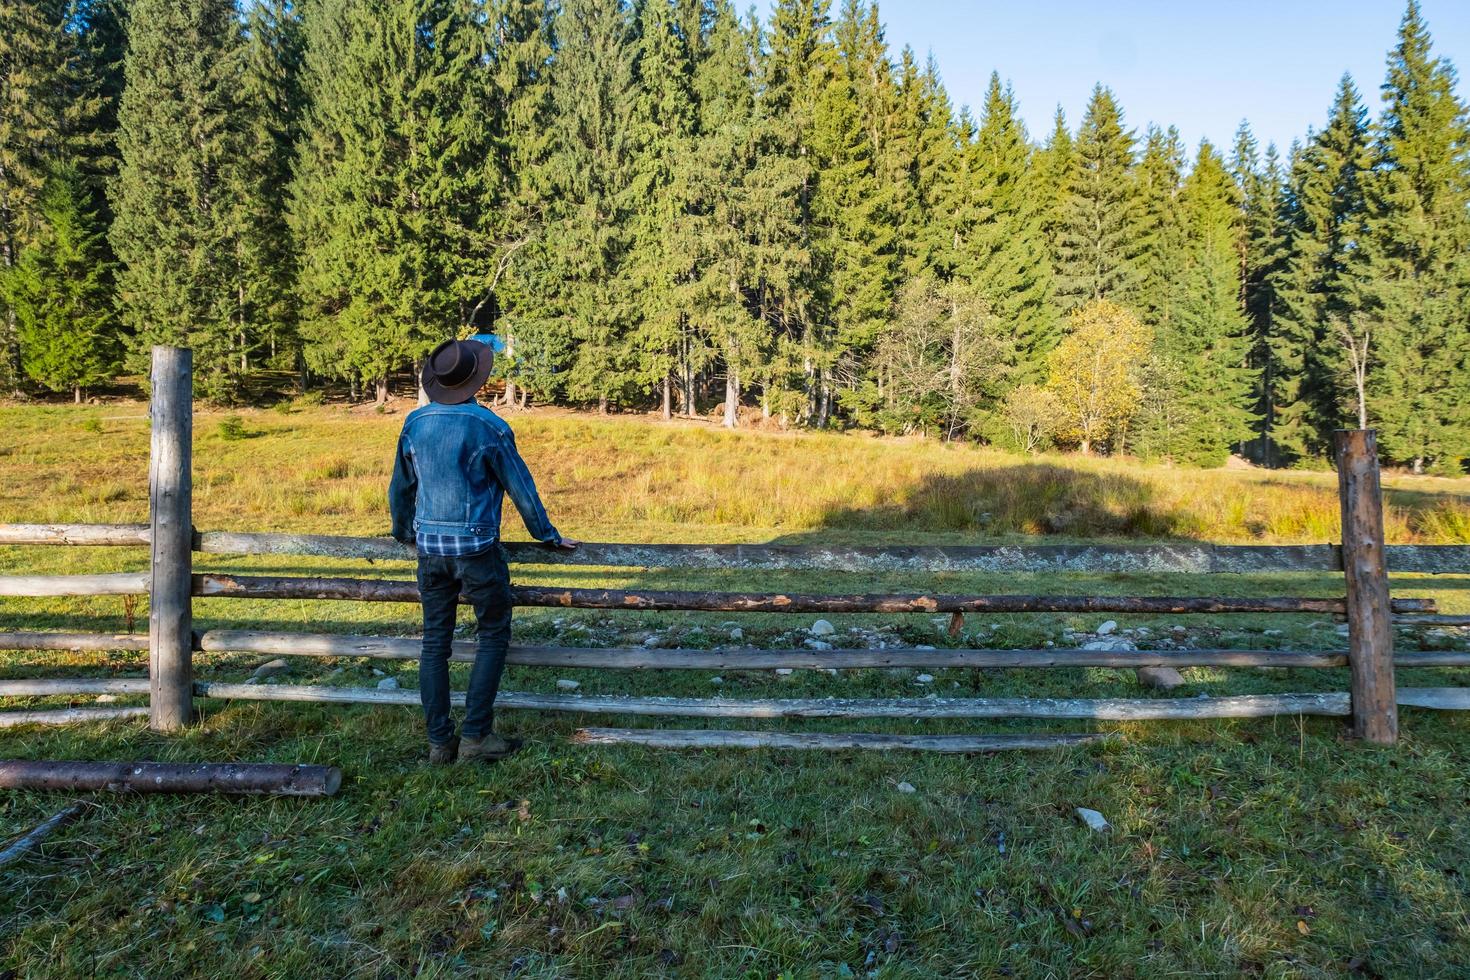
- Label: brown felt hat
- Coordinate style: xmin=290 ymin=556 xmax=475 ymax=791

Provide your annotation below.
xmin=421 ymin=338 xmax=494 ymax=404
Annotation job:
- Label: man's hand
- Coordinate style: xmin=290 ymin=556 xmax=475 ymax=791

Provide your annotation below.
xmin=549 ymin=536 xmax=580 ymax=551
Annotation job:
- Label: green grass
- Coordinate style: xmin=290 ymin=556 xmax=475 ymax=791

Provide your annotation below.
xmin=2 ymin=402 xmax=1470 ymax=977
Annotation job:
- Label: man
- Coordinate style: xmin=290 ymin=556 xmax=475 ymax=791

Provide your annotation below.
xmin=389 ymin=337 xmax=577 ymax=764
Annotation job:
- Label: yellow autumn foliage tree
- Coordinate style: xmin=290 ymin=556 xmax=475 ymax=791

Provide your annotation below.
xmin=1045 ymin=300 xmax=1151 ymax=454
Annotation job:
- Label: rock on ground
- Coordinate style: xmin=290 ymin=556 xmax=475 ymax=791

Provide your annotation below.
xmin=556 ymin=678 xmax=581 ymax=691
xmin=377 ymin=676 xmax=400 ymax=691
xmin=252 ymin=658 xmax=290 ymax=679
xmin=811 ymin=619 xmax=836 ymax=636
xmin=896 ymin=782 xmax=916 ymax=794
xmin=1096 ymin=621 xmax=1118 ymax=635
xmin=1076 ymin=807 xmax=1110 ymax=832
xmin=1082 ymin=638 xmax=1136 ymax=652
xmin=1136 ymin=666 xmax=1185 ymax=690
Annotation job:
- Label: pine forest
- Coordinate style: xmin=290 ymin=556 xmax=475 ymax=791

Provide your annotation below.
xmin=3 ymin=0 xmax=1469 ymax=473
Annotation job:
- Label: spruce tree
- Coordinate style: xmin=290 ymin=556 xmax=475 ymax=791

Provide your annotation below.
xmin=687 ymin=0 xmax=764 ymax=427
xmin=964 ymin=74 xmax=1055 ymax=383
xmin=1232 ymin=124 xmax=1289 ymax=463
xmin=1155 ymin=141 xmax=1258 ymax=465
xmin=1131 ymin=124 xmax=1185 ymax=330
xmin=812 ymin=1 xmax=894 ymax=426
xmin=538 ymin=0 xmax=639 ymax=409
xmin=230 ymin=0 xmax=303 ymax=373
xmin=627 ymin=0 xmax=699 ymax=415
xmin=291 ymin=0 xmax=489 ymax=402
xmin=1272 ymin=75 xmax=1370 ymax=461
xmin=1055 ymin=85 xmax=1141 ymax=312
xmin=755 ymin=0 xmax=831 ymax=421
xmin=488 ymin=0 xmax=558 ymax=406
xmin=1354 ymin=0 xmax=1470 ymax=472
xmin=1031 ymin=105 xmax=1073 ymax=284
xmin=0 ymin=0 xmax=78 ymax=389
xmin=1 ymin=162 xmax=118 ymax=400
xmin=111 ymin=0 xmax=246 ymax=400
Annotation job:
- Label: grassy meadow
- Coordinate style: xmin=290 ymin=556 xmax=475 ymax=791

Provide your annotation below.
xmin=2 ymin=400 xmax=1470 ymax=977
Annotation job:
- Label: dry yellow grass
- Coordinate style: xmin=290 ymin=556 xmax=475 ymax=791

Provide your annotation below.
xmin=3 ymin=399 xmax=1469 ymax=545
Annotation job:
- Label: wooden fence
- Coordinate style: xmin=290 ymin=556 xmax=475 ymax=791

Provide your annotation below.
xmin=2 ymin=345 xmax=1469 ymax=750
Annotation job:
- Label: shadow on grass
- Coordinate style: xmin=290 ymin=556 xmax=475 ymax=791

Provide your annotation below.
xmin=780 ymin=463 xmax=1183 ymax=540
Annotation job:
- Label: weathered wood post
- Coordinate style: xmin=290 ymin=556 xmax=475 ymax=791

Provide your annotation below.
xmin=149 ymin=346 xmax=193 ymax=731
xmin=1334 ymin=429 xmax=1397 ymax=744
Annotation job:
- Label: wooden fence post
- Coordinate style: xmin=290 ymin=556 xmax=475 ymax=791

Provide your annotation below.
xmin=1334 ymin=429 xmax=1397 ymax=744
xmin=149 ymin=346 xmax=193 ymax=731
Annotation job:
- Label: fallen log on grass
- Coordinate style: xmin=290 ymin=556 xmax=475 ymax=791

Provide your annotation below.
xmin=571 ymin=728 xmax=1113 ymax=753
xmin=0 ymin=803 xmax=84 ymax=869
xmin=189 ymin=574 xmax=1436 ymax=615
xmin=0 ymin=760 xmax=342 ymax=797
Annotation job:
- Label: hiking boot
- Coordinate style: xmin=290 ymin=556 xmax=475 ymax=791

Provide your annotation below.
xmin=428 ymin=736 xmax=460 ymax=765
xmin=458 ymin=732 xmax=522 ymax=763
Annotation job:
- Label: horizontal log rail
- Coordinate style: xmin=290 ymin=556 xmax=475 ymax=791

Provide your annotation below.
xmin=0 ymin=523 xmax=151 ymax=547
xmin=1394 ymin=614 xmax=1470 ymax=627
xmin=9 ymin=629 xmax=1470 ymax=669
xmin=0 ymin=760 xmax=342 ymax=796
xmin=0 ymin=706 xmax=148 ymax=728
xmin=189 ymin=573 xmax=1436 ymax=615
xmin=0 ymin=678 xmax=148 ymax=697
xmin=4 ymin=522 xmax=1470 ymax=575
xmin=179 ymin=629 xmax=1470 ymax=669
xmin=6 ymin=571 xmax=1436 ymax=616
xmin=571 ymin=728 xmax=1115 ymax=753
xmin=0 ymin=632 xmax=150 ymax=651
xmin=0 ymin=572 xmax=149 ymax=597
xmin=193 ymin=681 xmax=1470 ymax=719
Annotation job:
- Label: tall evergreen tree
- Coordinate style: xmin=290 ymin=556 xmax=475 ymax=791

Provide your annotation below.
xmin=1354 ymin=0 xmax=1470 ymax=472
xmin=964 ymin=73 xmax=1054 ymax=382
xmin=1 ymin=162 xmax=118 ymax=400
xmin=538 ymin=0 xmax=639 ymax=409
xmin=1031 ymin=105 xmax=1073 ymax=282
xmin=1055 ymin=85 xmax=1141 ymax=311
xmin=111 ymin=0 xmax=246 ymax=399
xmin=812 ymin=0 xmax=894 ymax=425
xmin=230 ymin=0 xmax=304 ymax=373
xmin=627 ymin=0 xmax=699 ymax=416
xmin=754 ymin=0 xmax=831 ymax=421
xmin=1232 ymin=124 xmax=1289 ymax=463
xmin=687 ymin=0 xmax=765 ymax=427
xmin=1131 ymin=124 xmax=1185 ymax=330
xmin=1272 ymin=75 xmax=1370 ymax=461
xmin=0 ymin=0 xmax=93 ymax=390
xmin=291 ymin=0 xmax=489 ymax=403
xmin=1149 ymin=141 xmax=1258 ymax=465
xmin=482 ymin=0 xmax=557 ymax=405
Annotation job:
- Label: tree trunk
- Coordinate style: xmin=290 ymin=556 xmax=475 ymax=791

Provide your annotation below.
xmin=74 ymin=386 xmax=82 ymax=405
xmin=598 ymin=394 xmax=608 ymax=415
xmin=661 ymin=376 xmax=672 ymax=421
xmin=683 ymin=363 xmax=695 ymax=418
xmin=375 ymin=376 xmax=389 ymax=406
xmin=723 ymin=366 xmax=738 ymax=428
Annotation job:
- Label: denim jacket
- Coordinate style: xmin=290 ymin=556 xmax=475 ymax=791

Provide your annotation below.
xmin=388 ymin=401 xmax=560 ymax=546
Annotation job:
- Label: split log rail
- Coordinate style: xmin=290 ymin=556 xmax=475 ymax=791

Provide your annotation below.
xmin=2 ymin=345 xmax=1469 ymax=751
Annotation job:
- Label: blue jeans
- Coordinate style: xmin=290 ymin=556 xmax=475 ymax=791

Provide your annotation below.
xmin=416 ymin=548 xmax=513 ymax=745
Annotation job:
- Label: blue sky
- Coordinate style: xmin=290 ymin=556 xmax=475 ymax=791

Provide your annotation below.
xmin=859 ymin=0 xmax=1470 ymax=155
